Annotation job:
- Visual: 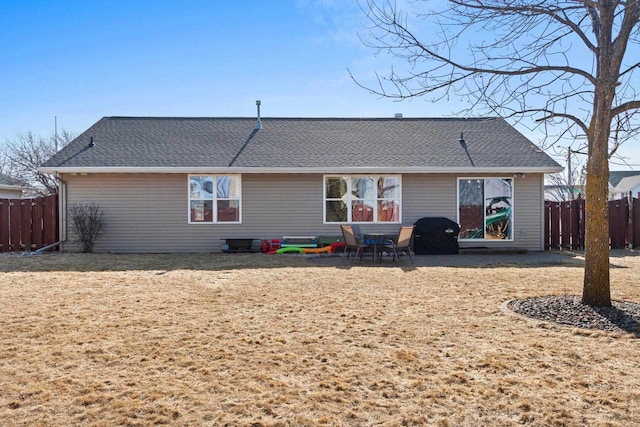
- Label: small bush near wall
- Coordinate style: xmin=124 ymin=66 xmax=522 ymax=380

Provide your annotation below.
xmin=69 ymin=202 xmax=104 ymax=253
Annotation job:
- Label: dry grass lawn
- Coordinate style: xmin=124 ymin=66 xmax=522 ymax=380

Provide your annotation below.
xmin=1 ymin=252 xmax=639 ymax=426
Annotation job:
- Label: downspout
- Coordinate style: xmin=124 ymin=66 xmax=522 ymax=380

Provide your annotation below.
xmin=56 ymin=172 xmax=67 ymax=250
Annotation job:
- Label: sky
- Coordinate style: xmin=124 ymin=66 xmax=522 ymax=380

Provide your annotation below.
xmin=1 ymin=0 xmax=638 ymax=171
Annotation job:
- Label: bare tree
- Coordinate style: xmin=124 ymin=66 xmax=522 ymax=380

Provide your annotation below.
xmin=354 ymin=0 xmax=640 ymax=307
xmin=1 ymin=130 xmax=75 ymax=196
xmin=545 ymin=147 xmax=589 ymax=201
xmin=69 ymin=202 xmax=105 ymax=253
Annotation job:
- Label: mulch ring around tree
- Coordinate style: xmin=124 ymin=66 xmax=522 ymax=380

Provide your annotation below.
xmin=503 ymin=295 xmax=640 ymax=336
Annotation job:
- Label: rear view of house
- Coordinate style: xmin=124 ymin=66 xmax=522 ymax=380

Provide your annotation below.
xmin=41 ymin=111 xmax=562 ymax=253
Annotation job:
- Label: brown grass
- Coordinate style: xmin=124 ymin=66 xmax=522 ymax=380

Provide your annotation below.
xmin=1 ymin=252 xmax=639 ymax=426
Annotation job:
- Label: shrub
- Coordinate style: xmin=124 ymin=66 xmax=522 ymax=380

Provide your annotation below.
xmin=69 ymin=202 xmax=104 ymax=253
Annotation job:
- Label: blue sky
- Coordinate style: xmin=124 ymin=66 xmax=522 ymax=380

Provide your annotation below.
xmin=1 ymin=1 xmax=443 ymax=135
xmin=1 ymin=1 xmax=637 ymax=169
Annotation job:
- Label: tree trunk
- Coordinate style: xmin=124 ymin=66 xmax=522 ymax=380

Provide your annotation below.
xmin=582 ymin=152 xmax=611 ymax=307
xmin=582 ymin=90 xmax=613 ymax=307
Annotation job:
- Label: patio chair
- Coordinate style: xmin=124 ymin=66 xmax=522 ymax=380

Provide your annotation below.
xmin=351 ymin=224 xmax=364 ymax=240
xmin=340 ymin=225 xmax=372 ymax=262
xmin=380 ymin=225 xmax=415 ymax=264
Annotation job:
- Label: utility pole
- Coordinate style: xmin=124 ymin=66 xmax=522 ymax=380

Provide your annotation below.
xmin=54 ymin=116 xmax=58 ymax=152
xmin=567 ymin=147 xmax=573 ymax=200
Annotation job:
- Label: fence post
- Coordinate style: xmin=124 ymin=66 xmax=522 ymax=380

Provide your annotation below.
xmin=544 ymin=201 xmax=550 ymax=250
xmin=633 ymin=193 xmax=640 ymax=249
xmin=578 ymin=195 xmax=586 ymax=249
xmin=627 ymin=191 xmax=634 ymax=249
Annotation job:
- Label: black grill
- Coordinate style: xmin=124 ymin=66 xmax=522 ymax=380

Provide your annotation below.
xmin=413 ymin=217 xmax=460 ymax=255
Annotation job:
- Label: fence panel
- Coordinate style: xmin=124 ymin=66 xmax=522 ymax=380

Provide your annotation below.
xmin=0 ymin=199 xmax=9 ymax=252
xmin=0 ymin=195 xmax=58 ymax=253
xmin=9 ymin=200 xmax=21 ymax=252
xmin=20 ymin=199 xmax=32 ymax=251
xmin=550 ymin=201 xmax=561 ymax=249
xmin=544 ymin=194 xmax=639 ymax=251
xmin=570 ymin=197 xmax=584 ymax=249
xmin=32 ymin=197 xmax=44 ymax=249
xmin=43 ymin=195 xmax=58 ymax=246
xmin=609 ymin=197 xmax=628 ymax=249
xmin=561 ymin=201 xmax=572 ymax=248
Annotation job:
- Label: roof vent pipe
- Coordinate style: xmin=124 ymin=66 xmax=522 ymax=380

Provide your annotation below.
xmin=255 ymin=100 xmax=262 ymax=130
xmin=89 ymin=136 xmax=95 ymax=147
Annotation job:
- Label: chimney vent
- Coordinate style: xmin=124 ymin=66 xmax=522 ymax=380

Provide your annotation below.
xmin=394 ymin=113 xmax=403 ymax=118
xmin=255 ymin=100 xmax=262 ymax=130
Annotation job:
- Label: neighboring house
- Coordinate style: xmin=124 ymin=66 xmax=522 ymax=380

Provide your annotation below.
xmin=611 ymin=175 xmax=640 ymax=199
xmin=40 ymin=114 xmax=562 ymax=253
xmin=609 ymin=170 xmax=640 ymax=199
xmin=0 ymin=173 xmax=26 ymax=199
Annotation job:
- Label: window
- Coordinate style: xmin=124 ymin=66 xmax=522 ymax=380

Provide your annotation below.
xmin=458 ymin=178 xmax=513 ymax=240
xmin=324 ymin=175 xmax=401 ymax=223
xmin=189 ymin=175 xmax=241 ymax=223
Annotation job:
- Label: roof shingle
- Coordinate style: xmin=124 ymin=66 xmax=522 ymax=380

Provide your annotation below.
xmin=42 ymin=116 xmax=562 ymax=171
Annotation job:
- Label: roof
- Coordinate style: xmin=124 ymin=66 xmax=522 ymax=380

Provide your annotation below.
xmin=41 ymin=116 xmax=562 ymax=174
xmin=609 ymin=170 xmax=640 ymax=187
xmin=0 ymin=173 xmax=24 ymax=189
xmin=612 ymin=174 xmax=640 ymax=194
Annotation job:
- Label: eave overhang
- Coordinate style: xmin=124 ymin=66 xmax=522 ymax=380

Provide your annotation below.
xmin=40 ymin=165 xmax=564 ymax=175
xmin=0 ymin=184 xmax=26 ymax=191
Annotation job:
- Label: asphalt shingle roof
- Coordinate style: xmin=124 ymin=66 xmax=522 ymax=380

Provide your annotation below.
xmin=0 ymin=173 xmax=23 ymax=187
xmin=609 ymin=170 xmax=640 ymax=187
xmin=42 ymin=116 xmax=561 ymax=171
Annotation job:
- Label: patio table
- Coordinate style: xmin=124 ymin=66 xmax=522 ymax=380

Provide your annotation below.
xmin=363 ymin=233 xmax=391 ymax=263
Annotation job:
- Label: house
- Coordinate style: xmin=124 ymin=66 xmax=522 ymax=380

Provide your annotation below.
xmin=0 ymin=173 xmax=26 ymax=199
xmin=609 ymin=170 xmax=640 ymax=199
xmin=40 ymin=111 xmax=562 ymax=253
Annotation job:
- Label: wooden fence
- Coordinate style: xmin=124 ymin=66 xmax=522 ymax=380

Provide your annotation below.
xmin=0 ymin=194 xmax=58 ymax=253
xmin=544 ymin=193 xmax=640 ymax=250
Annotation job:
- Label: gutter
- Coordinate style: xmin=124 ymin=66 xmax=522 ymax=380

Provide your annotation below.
xmin=39 ymin=165 xmax=564 ymax=174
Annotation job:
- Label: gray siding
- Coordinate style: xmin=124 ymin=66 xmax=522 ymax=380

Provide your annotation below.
xmin=404 ymin=173 xmax=544 ymax=251
xmin=0 ymin=188 xmax=23 ymax=198
xmin=61 ymin=172 xmax=545 ymax=253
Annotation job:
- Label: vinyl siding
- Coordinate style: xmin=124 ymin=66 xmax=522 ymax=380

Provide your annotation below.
xmin=0 ymin=188 xmax=23 ymax=198
xmin=404 ymin=174 xmax=544 ymax=250
xmin=61 ymin=172 xmax=545 ymax=253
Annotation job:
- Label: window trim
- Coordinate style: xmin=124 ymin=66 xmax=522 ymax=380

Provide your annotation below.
xmin=457 ymin=177 xmax=514 ymax=242
xmin=323 ymin=174 xmax=402 ymax=224
xmin=188 ymin=174 xmax=242 ymax=224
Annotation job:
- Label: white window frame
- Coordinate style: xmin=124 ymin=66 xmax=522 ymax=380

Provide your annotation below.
xmin=323 ymin=174 xmax=402 ymax=224
xmin=188 ymin=174 xmax=242 ymax=224
xmin=457 ymin=177 xmax=514 ymax=241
